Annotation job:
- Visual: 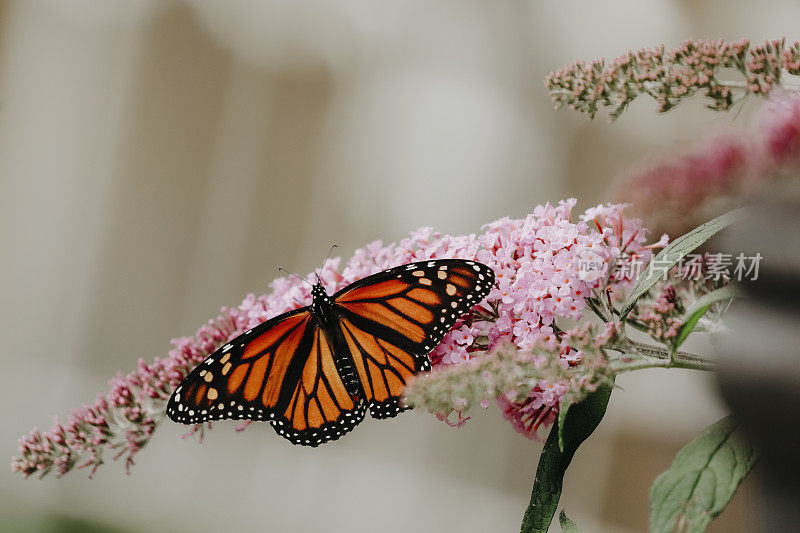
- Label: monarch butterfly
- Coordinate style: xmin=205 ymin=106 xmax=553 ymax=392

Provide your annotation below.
xmin=166 ymin=259 xmax=494 ymax=446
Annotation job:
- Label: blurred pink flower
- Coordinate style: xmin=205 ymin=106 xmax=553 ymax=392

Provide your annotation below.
xmin=763 ymin=91 xmax=800 ymax=169
xmin=616 ymin=90 xmax=800 ymax=236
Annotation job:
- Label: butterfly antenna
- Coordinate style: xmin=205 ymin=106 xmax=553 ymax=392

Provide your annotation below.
xmin=317 ymin=244 xmax=338 ymax=283
xmin=278 ymin=267 xmax=313 ymax=287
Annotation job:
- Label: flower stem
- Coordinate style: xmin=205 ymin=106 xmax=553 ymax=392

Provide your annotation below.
xmin=611 ymin=339 xmax=715 ymax=372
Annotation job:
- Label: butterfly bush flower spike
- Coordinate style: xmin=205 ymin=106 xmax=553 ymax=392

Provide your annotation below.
xmin=546 ymin=38 xmax=800 ymax=120
xmin=12 ymin=199 xmax=665 ymax=476
xmin=12 ymin=309 xmax=243 ymax=478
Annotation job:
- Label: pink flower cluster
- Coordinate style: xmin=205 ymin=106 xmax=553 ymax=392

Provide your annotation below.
xmin=406 ymin=320 xmax=618 ymax=441
xmin=633 ymin=285 xmax=683 ymax=341
xmin=616 ymin=90 xmax=800 ymax=237
xmin=545 ymin=38 xmax=800 ymax=119
xmin=12 ymin=200 xmax=664 ymax=476
xmin=497 ymin=380 xmax=567 ymax=439
xmin=430 ymin=200 xmax=664 ymax=367
xmin=493 ymin=319 xmax=618 ymax=440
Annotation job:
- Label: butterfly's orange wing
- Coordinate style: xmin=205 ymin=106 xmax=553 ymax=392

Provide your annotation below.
xmin=333 ymin=259 xmax=494 ymax=418
xmin=270 ymin=326 xmax=366 ymax=445
xmin=166 ymin=308 xmax=366 ymax=446
xmin=168 ymin=259 xmax=495 ymax=445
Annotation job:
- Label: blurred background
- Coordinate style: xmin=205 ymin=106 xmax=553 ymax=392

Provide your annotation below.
xmin=2 ymin=1 xmax=797 ymax=531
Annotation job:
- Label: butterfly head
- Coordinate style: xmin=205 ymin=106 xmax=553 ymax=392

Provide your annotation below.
xmin=311 ymin=281 xmax=332 ymax=308
xmin=311 ymin=282 xmax=330 ymax=301
xmin=310 ymin=281 xmax=335 ymax=327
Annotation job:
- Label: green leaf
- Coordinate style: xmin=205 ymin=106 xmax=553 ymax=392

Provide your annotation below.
xmin=673 ymin=285 xmax=744 ymax=350
xmin=520 ymin=383 xmax=613 ymax=533
xmin=621 ymin=209 xmax=745 ymax=319
xmin=559 ymin=510 xmax=583 ymax=533
xmin=649 ymin=415 xmax=758 ymax=533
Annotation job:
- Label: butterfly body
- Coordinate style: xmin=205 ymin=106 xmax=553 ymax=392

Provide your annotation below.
xmin=308 ymin=282 xmax=361 ymax=398
xmin=167 ymin=259 xmax=494 ymax=446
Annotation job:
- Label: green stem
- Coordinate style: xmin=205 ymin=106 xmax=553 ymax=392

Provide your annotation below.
xmin=586 ymin=297 xmax=611 ymax=322
xmin=623 ymin=317 xmax=652 ymax=334
xmin=520 ymin=385 xmax=613 ymax=533
xmin=611 ymin=339 xmax=715 ymax=372
xmin=610 ymin=357 xmax=713 ymax=373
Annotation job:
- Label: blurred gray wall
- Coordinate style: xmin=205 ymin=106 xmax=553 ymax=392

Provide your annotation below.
xmin=2 ymin=1 xmax=797 ymax=531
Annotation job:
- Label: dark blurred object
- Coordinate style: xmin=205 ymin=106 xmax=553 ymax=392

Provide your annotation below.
xmin=0 ymin=510 xmax=133 ymax=533
xmin=40 ymin=513 xmax=132 ymax=533
xmin=714 ymin=194 xmax=800 ymax=532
